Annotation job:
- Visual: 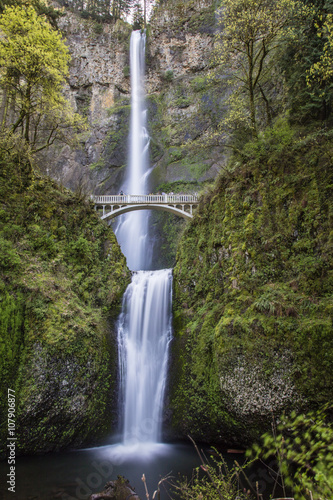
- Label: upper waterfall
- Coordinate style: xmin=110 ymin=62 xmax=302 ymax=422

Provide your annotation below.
xmin=114 ymin=30 xmax=151 ymax=271
xmin=128 ymin=31 xmax=150 ymax=195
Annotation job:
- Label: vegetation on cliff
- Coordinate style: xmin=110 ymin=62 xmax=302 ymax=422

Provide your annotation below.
xmin=171 ymin=121 xmax=333 ymax=441
xmin=0 ymin=3 xmax=85 ymax=154
xmin=0 ymin=135 xmax=130 ymax=453
xmin=169 ymin=0 xmax=333 ymax=450
xmin=0 ymin=0 xmax=136 ymax=457
xmin=147 ymin=0 xmax=223 ymax=190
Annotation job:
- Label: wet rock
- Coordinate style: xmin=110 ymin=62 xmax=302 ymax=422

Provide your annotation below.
xmin=89 ymin=477 xmax=141 ymax=500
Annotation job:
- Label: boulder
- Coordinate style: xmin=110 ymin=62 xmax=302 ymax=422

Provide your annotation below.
xmin=89 ymin=476 xmax=141 ymax=500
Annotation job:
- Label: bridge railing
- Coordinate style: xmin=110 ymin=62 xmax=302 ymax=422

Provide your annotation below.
xmin=93 ymin=194 xmax=199 ymax=204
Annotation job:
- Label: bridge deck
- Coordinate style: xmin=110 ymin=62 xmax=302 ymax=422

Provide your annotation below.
xmin=93 ymin=194 xmax=199 ymax=220
xmin=93 ymin=194 xmax=198 ymax=205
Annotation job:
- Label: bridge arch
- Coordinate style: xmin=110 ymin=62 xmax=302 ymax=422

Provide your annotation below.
xmin=101 ymin=203 xmax=193 ymax=220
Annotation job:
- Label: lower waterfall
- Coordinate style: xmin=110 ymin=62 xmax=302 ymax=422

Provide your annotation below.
xmin=117 ymin=269 xmax=173 ymax=446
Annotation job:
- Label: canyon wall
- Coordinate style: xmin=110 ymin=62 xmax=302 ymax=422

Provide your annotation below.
xmin=43 ymin=0 xmax=226 ymax=197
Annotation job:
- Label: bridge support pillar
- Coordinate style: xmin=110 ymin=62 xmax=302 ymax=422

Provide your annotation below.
xmin=102 ymin=205 xmax=105 ymax=216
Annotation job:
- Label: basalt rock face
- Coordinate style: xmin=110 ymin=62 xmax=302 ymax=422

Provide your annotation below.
xmin=41 ymin=11 xmax=132 ymax=194
xmin=146 ymin=0 xmax=228 ymax=191
xmin=43 ymin=0 xmax=226 ymax=196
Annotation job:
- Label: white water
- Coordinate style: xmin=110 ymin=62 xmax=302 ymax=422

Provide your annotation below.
xmin=114 ymin=30 xmax=151 ymax=271
xmin=118 ymin=270 xmax=172 ymax=445
xmin=116 ymin=31 xmax=172 ymax=449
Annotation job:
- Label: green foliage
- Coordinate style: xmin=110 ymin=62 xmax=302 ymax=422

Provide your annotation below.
xmin=278 ymin=0 xmax=333 ymax=122
xmin=308 ymin=13 xmax=333 ymax=85
xmin=0 ymin=136 xmax=130 ymax=453
xmin=215 ymin=0 xmax=297 ymax=134
xmin=132 ymin=1 xmax=144 ymax=30
xmin=0 ymin=236 xmax=21 ymax=269
xmin=0 ymin=0 xmax=63 ymax=27
xmin=163 ymin=69 xmax=174 ymax=82
xmin=251 ymin=408 xmax=333 ymax=499
xmin=190 ymin=75 xmax=209 ymax=93
xmin=57 ymin=0 xmax=133 ymax=22
xmin=0 ymin=292 xmax=25 ymax=384
xmin=0 ymin=4 xmax=69 ymax=106
xmin=156 ymin=180 xmax=203 ymax=194
xmin=171 ymin=124 xmax=333 ymax=443
xmin=93 ymin=20 xmax=104 ymax=34
xmin=172 ymin=448 xmax=252 ymax=499
xmin=0 ymin=5 xmax=85 ymax=152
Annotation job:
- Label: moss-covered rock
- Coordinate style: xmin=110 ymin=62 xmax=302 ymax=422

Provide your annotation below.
xmin=0 ymin=140 xmax=131 ymax=454
xmin=169 ymin=123 xmax=333 ymax=446
xmin=146 ymin=73 xmax=229 ymax=189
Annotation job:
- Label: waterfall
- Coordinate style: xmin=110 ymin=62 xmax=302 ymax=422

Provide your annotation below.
xmin=114 ymin=31 xmax=151 ymax=272
xmin=118 ymin=270 xmax=172 ymax=445
xmin=116 ymin=31 xmax=172 ymax=448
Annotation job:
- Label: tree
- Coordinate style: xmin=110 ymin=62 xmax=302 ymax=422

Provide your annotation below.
xmin=142 ymin=0 xmax=154 ymax=28
xmin=111 ymin=0 xmax=133 ymax=21
xmin=278 ymin=0 xmax=333 ymax=123
xmin=0 ymin=0 xmax=62 ymax=27
xmin=308 ymin=13 xmax=333 ymax=83
xmin=216 ymin=0 xmax=296 ymax=135
xmin=0 ymin=5 xmax=83 ymax=153
xmin=132 ymin=1 xmax=143 ymax=29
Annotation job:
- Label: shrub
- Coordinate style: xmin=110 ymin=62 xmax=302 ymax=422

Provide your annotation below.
xmin=250 ymin=408 xmax=333 ymax=500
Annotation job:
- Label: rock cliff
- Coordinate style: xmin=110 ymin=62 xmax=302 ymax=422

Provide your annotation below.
xmin=41 ymin=11 xmax=132 ymax=193
xmin=169 ymin=124 xmax=333 ymax=445
xmin=0 ymin=148 xmax=131 ymax=454
xmin=42 ymin=0 xmax=225 ymax=198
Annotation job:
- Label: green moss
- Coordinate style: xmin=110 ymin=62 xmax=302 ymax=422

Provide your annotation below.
xmin=170 ymin=123 xmax=333 ymax=444
xmin=107 ymin=103 xmax=131 ymax=117
xmin=0 ymin=139 xmax=130 ymax=453
xmin=162 ymin=70 xmax=174 ymax=82
xmin=155 ymin=180 xmax=203 ymax=193
xmin=112 ymin=19 xmax=132 ymax=45
xmin=190 ymin=75 xmax=210 ymax=93
xmin=89 ymin=158 xmax=105 ymax=170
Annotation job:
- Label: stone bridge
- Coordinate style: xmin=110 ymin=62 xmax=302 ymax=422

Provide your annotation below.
xmin=93 ymin=194 xmax=199 ymax=220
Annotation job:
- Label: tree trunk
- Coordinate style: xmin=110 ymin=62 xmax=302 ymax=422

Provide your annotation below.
xmin=0 ymin=88 xmax=9 ymax=131
xmin=259 ymin=84 xmax=272 ymax=126
xmin=247 ymin=42 xmax=257 ymax=137
xmin=24 ymin=86 xmax=31 ymax=143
